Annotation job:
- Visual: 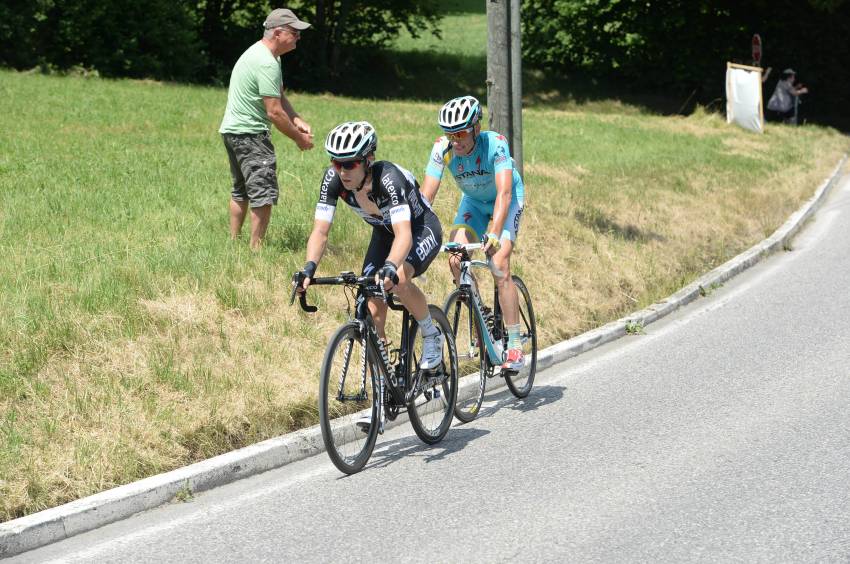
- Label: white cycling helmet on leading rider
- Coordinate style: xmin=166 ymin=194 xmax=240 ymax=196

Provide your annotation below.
xmin=438 ymin=95 xmax=482 ymax=133
xmin=324 ymin=121 xmax=378 ymax=161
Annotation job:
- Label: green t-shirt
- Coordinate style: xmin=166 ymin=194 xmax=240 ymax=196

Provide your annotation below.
xmin=219 ymin=42 xmax=282 ymax=134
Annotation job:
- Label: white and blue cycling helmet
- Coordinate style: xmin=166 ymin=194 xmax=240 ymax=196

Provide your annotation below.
xmin=438 ymin=96 xmax=482 ymax=133
xmin=325 ymin=121 xmax=378 ymax=161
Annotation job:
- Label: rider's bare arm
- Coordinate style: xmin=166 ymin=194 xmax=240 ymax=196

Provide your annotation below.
xmin=298 ymin=219 xmax=331 ymax=291
xmin=387 ymin=220 xmax=413 ymax=271
xmin=305 ymin=219 xmax=331 ymax=265
xmin=420 ymin=174 xmax=441 ymax=205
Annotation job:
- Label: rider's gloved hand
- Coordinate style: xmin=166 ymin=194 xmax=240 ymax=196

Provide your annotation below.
xmin=293 ymin=261 xmax=317 ymax=293
xmin=376 ymin=260 xmax=399 ymax=290
xmin=482 ymin=232 xmax=501 ymax=254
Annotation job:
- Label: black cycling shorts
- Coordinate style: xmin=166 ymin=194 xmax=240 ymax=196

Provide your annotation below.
xmin=361 ymin=211 xmax=442 ymax=279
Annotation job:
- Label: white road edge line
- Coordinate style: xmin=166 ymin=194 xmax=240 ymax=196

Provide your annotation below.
xmin=1 ymin=156 xmax=846 ymax=559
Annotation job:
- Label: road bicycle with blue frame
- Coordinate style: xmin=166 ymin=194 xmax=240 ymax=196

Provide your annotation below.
xmin=442 ymin=241 xmax=537 ymax=422
xmin=291 ymin=271 xmax=458 ymax=474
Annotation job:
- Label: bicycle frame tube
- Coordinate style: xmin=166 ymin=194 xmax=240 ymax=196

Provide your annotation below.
xmin=360 ymin=300 xmax=411 ymax=410
xmin=305 ymin=272 xmax=426 ymax=435
xmin=459 ymin=260 xmax=504 ymax=365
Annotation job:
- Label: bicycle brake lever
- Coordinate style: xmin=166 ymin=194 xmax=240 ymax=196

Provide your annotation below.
xmin=379 ymin=278 xmax=388 ymax=302
xmin=288 ymin=282 xmax=298 ymax=306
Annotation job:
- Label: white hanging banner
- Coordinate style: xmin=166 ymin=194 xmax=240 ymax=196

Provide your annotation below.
xmin=726 ymin=62 xmax=764 ymax=133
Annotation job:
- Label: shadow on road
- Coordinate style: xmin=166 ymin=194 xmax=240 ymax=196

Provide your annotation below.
xmin=506 ymin=384 xmax=566 ymax=413
xmin=363 ymin=426 xmax=491 ymax=471
xmin=473 ymin=384 xmax=567 ymax=420
xmin=336 ymin=384 xmax=566 ymax=475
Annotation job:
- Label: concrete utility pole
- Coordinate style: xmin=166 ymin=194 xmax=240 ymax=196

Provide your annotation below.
xmin=510 ymin=0 xmax=523 ymax=177
xmin=486 ymin=0 xmax=523 ymax=176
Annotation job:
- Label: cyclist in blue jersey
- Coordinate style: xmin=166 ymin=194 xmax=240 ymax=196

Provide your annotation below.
xmin=420 ymin=96 xmax=527 ymax=371
xmin=293 ymin=121 xmax=444 ymax=370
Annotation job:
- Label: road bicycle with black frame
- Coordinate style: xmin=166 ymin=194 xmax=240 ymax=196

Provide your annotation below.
xmin=290 ymin=271 xmax=458 ymax=474
xmin=442 ymin=241 xmax=537 ymax=422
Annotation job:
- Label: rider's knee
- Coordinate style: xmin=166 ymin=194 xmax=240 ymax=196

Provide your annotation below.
xmin=393 ymin=266 xmax=414 ymax=293
xmin=492 ymin=258 xmax=511 ymax=281
xmin=394 ymin=278 xmax=412 ymax=294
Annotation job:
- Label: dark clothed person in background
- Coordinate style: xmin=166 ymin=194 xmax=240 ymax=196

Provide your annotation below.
xmin=767 ymin=68 xmax=809 ymax=124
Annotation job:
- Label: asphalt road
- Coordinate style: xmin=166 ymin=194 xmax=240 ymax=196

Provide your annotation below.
xmin=11 ymin=175 xmax=850 ymax=563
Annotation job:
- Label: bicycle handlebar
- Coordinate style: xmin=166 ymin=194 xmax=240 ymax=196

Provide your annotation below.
xmin=442 ymin=242 xmax=483 ymax=253
xmin=290 ymin=271 xmax=403 ymax=313
xmin=441 ymin=241 xmax=505 ymax=279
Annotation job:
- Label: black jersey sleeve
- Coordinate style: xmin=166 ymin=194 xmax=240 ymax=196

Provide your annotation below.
xmin=373 ymin=162 xmax=413 ymax=224
xmin=315 ymin=167 xmax=341 ymax=223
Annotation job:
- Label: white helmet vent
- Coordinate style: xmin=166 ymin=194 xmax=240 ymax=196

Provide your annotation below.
xmin=438 ymin=96 xmax=482 ymax=133
xmin=324 ymin=121 xmax=378 ymax=160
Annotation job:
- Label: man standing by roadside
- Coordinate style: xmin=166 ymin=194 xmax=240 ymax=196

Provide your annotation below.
xmin=220 ymin=8 xmax=314 ymax=249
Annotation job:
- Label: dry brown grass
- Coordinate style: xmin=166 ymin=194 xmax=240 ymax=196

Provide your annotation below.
xmin=2 ymin=103 xmax=847 ymax=522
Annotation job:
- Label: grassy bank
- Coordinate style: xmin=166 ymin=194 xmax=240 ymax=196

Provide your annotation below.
xmin=0 ymin=69 xmax=847 ymax=521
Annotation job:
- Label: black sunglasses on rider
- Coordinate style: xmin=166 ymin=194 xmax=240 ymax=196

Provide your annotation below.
xmin=331 ymin=159 xmax=362 ymax=171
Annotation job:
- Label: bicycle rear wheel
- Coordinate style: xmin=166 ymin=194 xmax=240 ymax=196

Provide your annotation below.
xmin=443 ymin=289 xmax=487 ymax=423
xmin=407 ymin=305 xmax=458 ymax=444
xmin=318 ymin=321 xmax=379 ymax=474
xmin=504 ymin=276 xmax=537 ymax=398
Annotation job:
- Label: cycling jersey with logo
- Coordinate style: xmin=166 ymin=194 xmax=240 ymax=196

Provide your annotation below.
xmin=315 ymin=161 xmax=433 ymax=231
xmin=424 ymin=130 xmax=525 ymax=205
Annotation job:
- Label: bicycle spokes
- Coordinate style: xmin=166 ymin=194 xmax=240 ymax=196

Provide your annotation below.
xmin=319 ymin=323 xmax=378 ymax=474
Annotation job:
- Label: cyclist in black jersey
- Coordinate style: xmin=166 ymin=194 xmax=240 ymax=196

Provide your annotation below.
xmin=293 ymin=121 xmax=444 ymax=369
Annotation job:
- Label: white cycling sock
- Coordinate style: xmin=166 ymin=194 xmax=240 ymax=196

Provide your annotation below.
xmin=417 ymin=314 xmax=439 ymax=337
xmin=507 ymin=324 xmax=521 ymax=350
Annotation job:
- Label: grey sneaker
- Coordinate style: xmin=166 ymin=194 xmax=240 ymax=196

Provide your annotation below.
xmin=420 ymin=329 xmax=444 ymax=370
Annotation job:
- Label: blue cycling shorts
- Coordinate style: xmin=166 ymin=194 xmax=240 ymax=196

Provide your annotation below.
xmin=452 ymin=195 xmax=524 ymax=242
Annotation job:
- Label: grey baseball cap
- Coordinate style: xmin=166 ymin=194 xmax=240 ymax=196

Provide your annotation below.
xmin=263 ymin=8 xmax=311 ymax=30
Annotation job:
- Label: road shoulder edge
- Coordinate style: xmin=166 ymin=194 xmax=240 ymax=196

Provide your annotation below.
xmin=1 ymin=153 xmax=846 ymax=558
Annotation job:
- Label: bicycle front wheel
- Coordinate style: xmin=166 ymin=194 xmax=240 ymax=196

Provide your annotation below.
xmin=504 ymin=276 xmax=537 ymax=398
xmin=443 ymin=289 xmax=487 ymax=423
xmin=318 ymin=321 xmax=379 ymax=474
xmin=407 ymin=305 xmax=458 ymax=444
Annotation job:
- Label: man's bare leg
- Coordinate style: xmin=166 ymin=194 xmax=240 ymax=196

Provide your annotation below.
xmin=230 ymin=199 xmax=248 ymax=239
xmin=249 ymin=204 xmax=272 ymax=250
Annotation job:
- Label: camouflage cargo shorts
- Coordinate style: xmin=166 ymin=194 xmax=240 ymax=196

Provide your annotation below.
xmin=222 ymin=132 xmax=279 ymax=207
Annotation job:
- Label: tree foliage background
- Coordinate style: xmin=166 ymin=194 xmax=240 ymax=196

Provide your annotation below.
xmin=0 ymin=0 xmax=441 ymax=87
xmin=522 ymin=0 xmax=850 ymax=129
xmin=1 ymin=0 xmax=848 ymax=128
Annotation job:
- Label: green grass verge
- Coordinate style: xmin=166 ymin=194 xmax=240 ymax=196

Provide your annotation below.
xmin=0 ymin=68 xmax=847 ymax=521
